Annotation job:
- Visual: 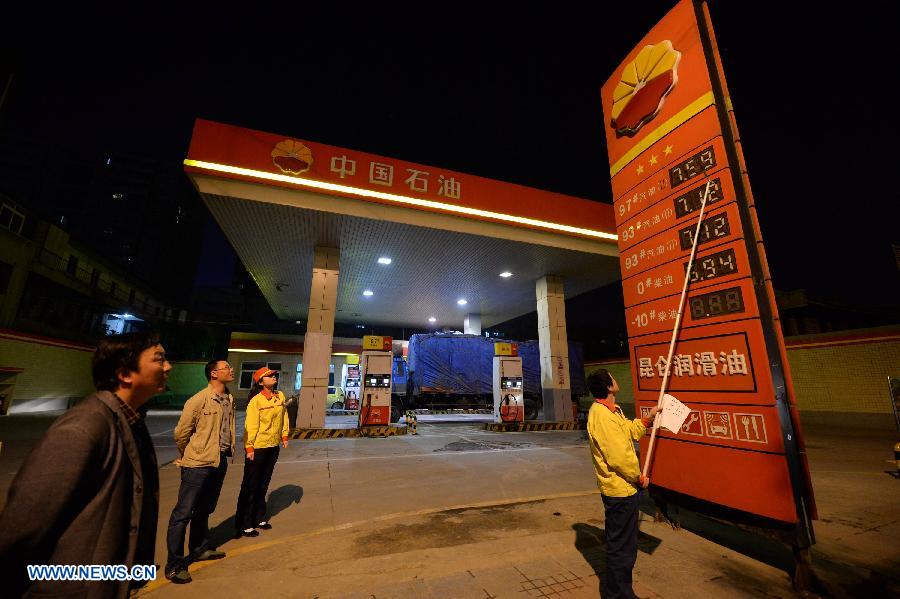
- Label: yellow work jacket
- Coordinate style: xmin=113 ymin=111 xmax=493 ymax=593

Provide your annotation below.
xmin=587 ymin=399 xmax=649 ymax=497
xmin=244 ymin=390 xmax=290 ymax=452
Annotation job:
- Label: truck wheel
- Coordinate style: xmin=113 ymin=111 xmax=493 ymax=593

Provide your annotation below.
xmin=390 ymin=396 xmax=405 ymax=423
xmin=524 ymin=399 xmax=538 ymax=421
xmin=331 ymin=401 xmax=343 ymax=410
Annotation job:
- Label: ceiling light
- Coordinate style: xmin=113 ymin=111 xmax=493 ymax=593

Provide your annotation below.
xmin=428 ymin=317 xmax=437 ymax=323
xmin=363 ymin=290 xmax=374 ymax=297
xmin=499 ymin=271 xmax=512 ymax=278
xmin=228 ymin=348 xmax=269 ymax=353
xmin=377 ymin=257 xmax=392 ymax=265
xmin=457 ymin=298 xmax=468 ymax=306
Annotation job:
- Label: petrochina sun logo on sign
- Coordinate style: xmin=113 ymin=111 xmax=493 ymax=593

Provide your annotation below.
xmin=610 ymin=40 xmax=681 ymax=138
xmin=272 ymin=140 xmax=313 ymax=175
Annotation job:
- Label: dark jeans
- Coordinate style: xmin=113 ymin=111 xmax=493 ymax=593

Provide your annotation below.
xmin=235 ymin=445 xmax=280 ymax=530
xmin=601 ymin=492 xmax=641 ymax=599
xmin=165 ymin=453 xmax=228 ymax=572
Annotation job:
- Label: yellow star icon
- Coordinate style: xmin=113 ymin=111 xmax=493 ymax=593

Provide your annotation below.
xmin=636 ymin=164 xmax=644 ymax=175
xmin=663 ymin=145 xmax=673 ymax=156
xmin=649 ymin=155 xmax=658 ymax=166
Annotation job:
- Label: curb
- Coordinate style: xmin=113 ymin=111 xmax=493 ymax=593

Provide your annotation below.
xmin=289 ymin=425 xmax=408 ymax=439
xmin=483 ymin=421 xmax=585 ymax=432
xmin=411 ymin=409 xmax=492 ymax=415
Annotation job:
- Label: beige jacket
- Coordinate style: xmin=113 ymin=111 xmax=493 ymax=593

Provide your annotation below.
xmin=175 ymin=385 xmax=236 ymax=468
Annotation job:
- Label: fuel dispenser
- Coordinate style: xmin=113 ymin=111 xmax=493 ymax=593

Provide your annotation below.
xmin=359 ymin=335 xmax=393 ymax=426
xmin=492 ymin=343 xmax=524 ymax=423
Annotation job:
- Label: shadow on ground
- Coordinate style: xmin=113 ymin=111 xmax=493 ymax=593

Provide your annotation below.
xmin=208 ymin=484 xmax=304 ymax=548
xmin=572 ymin=522 xmax=662 ymax=597
xmin=642 ymin=497 xmax=795 ymax=574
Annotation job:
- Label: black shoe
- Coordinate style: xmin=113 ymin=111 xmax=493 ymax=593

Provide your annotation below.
xmin=234 ymin=528 xmax=259 ymax=538
xmin=193 ymin=549 xmax=226 ymax=561
xmin=257 ymin=522 xmax=272 ymax=530
xmin=165 ymin=568 xmax=192 ymax=584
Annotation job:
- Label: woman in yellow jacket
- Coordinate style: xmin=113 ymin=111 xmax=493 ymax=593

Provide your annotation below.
xmin=234 ymin=367 xmax=289 ymax=538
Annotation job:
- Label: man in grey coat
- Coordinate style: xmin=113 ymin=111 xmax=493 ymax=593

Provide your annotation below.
xmin=0 ymin=331 xmax=171 ymax=598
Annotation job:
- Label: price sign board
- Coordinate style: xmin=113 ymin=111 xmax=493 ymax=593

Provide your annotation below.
xmin=626 ymin=277 xmax=760 ymax=337
xmin=619 ymin=202 xmax=743 ymax=278
xmin=617 ymin=164 xmax=736 ymax=252
xmin=601 ymin=0 xmax=815 ymax=540
xmin=623 ymin=239 xmax=751 ymax=306
xmin=362 ymin=335 xmax=393 ymax=351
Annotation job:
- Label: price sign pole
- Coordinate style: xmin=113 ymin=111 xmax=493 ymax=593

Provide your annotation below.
xmin=641 ymin=175 xmax=713 ymax=480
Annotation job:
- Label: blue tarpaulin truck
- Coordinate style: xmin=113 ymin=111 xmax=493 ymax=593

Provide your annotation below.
xmin=392 ymin=333 xmax=586 ymax=420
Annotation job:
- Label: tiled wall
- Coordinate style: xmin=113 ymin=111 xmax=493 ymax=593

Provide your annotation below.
xmin=787 ymin=340 xmax=899 ymax=414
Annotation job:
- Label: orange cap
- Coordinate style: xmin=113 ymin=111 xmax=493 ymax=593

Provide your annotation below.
xmin=252 ymin=367 xmax=278 ymax=384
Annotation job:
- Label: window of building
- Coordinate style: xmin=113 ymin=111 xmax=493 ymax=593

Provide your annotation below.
xmin=239 ymin=361 xmax=282 ymax=390
xmin=0 ymin=203 xmax=25 ymax=236
xmin=66 ymin=255 xmax=79 ymax=275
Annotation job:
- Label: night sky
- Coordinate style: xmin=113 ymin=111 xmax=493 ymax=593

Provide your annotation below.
xmin=2 ymin=1 xmax=898 ymax=315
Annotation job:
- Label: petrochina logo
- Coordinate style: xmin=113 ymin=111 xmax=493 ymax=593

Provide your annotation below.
xmin=610 ymin=40 xmax=681 ymax=138
xmin=272 ymin=140 xmax=313 ymax=175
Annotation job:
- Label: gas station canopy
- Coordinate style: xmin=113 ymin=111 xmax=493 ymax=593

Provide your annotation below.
xmin=185 ymin=120 xmax=621 ymax=329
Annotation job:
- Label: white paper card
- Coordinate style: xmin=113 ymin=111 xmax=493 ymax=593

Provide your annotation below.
xmin=659 ymin=393 xmax=690 ymax=434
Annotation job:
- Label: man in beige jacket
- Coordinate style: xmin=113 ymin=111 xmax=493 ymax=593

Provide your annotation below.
xmin=165 ymin=360 xmax=236 ymax=584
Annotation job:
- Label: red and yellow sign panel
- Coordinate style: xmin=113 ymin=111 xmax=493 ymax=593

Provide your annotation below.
xmin=601 ymin=0 xmax=815 ymax=530
xmin=362 ymin=335 xmax=393 ymax=352
xmin=184 ymin=119 xmax=616 ymax=240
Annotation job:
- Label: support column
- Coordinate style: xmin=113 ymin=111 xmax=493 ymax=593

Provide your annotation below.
xmin=536 ymin=275 xmax=571 ymax=422
xmin=464 ymin=313 xmax=481 ymax=335
xmin=298 ymin=246 xmax=339 ymax=428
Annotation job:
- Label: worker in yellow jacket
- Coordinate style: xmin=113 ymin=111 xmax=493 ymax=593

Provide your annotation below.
xmin=234 ymin=367 xmax=289 ymax=538
xmin=586 ymin=369 xmax=659 ymax=599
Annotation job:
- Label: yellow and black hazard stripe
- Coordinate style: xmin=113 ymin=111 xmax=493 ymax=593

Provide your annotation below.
xmin=289 ymin=425 xmax=408 ymax=440
xmin=416 ymin=408 xmax=492 ymax=415
xmin=483 ymin=421 xmax=585 ymax=432
xmin=358 ymin=425 xmax=408 ymax=438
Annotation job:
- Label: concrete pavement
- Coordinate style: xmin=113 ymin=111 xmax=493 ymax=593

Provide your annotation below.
xmin=1 ymin=414 xmax=898 ymax=597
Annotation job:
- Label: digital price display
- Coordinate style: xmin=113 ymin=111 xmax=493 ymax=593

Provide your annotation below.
xmin=685 ymin=247 xmax=738 ymax=283
xmin=365 ymin=375 xmax=391 ymax=388
xmin=688 ymin=286 xmax=745 ymax=320
xmin=674 ymin=176 xmax=724 ymax=218
xmin=678 ymin=212 xmax=730 ymax=250
xmin=669 ymin=146 xmax=716 ymax=188
xmin=501 ymin=377 xmax=523 ymax=389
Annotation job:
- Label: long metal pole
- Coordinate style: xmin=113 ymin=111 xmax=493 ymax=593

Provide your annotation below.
xmin=641 ymin=176 xmax=713 ymax=479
